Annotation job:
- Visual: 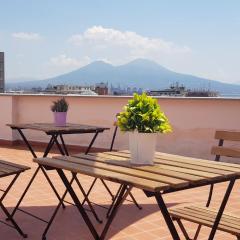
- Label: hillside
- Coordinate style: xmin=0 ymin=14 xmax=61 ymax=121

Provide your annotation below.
xmin=6 ymin=59 xmax=240 ymax=94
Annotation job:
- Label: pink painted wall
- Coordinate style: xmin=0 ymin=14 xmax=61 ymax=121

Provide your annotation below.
xmin=0 ymin=96 xmax=15 ymax=141
xmin=0 ymin=94 xmax=240 ymax=160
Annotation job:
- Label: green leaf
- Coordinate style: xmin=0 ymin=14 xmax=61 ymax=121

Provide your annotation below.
xmin=117 ymin=93 xmax=172 ymax=133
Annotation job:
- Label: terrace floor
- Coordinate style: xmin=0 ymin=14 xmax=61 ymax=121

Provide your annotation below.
xmin=0 ymin=145 xmax=239 ymax=240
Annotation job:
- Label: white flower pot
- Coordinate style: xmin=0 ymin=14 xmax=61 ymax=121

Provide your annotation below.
xmin=129 ymin=131 xmax=157 ymax=165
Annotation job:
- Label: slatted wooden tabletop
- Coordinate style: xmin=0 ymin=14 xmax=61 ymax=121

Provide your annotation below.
xmin=0 ymin=159 xmax=30 ymax=178
xmin=7 ymin=123 xmax=109 ymax=134
xmin=33 ymin=150 xmax=240 ymax=193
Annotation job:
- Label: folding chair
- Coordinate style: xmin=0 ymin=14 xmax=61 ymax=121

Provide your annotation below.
xmin=169 ymin=130 xmax=240 ymax=240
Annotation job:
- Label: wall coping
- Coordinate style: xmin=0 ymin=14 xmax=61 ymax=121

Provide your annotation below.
xmin=0 ymin=93 xmax=240 ymax=101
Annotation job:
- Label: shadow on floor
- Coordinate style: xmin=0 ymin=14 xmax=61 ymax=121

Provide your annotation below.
xmin=0 ymin=201 xmax=182 ymax=240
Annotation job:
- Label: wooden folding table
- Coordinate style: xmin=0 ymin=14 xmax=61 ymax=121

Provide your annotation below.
xmin=7 ymin=123 xmax=109 ymax=238
xmin=34 ymin=150 xmax=240 ymax=240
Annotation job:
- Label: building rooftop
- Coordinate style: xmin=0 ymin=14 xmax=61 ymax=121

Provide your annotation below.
xmin=0 ymin=145 xmax=239 ymax=240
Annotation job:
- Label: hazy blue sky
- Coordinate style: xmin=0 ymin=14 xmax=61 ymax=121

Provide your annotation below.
xmin=1 ymin=0 xmax=240 ymax=83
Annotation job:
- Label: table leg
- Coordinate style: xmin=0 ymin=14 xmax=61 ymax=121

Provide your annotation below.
xmin=57 ymin=169 xmax=100 ymax=240
xmin=9 ymin=129 xmax=69 ymax=225
xmin=44 ymin=133 xmax=68 ymax=157
xmin=0 ymin=202 xmax=27 ymax=238
xmin=52 ymin=134 xmax=65 ymax=155
xmin=100 ymin=185 xmax=132 ymax=240
xmin=57 ymin=134 xmax=101 ymax=218
xmin=16 ymin=128 xmax=37 ymax=158
xmin=83 ymin=131 xmax=116 ymax=207
xmin=73 ymin=174 xmax=102 ymax=223
xmin=42 ymin=171 xmax=103 ymax=239
xmin=208 ymin=179 xmax=235 ymax=240
xmin=59 ymin=134 xmax=69 ymax=156
xmin=85 ymin=131 xmax=99 ymax=154
xmin=43 ymin=135 xmax=55 ymax=157
xmin=82 ymin=178 xmax=97 ymax=205
xmin=100 ymin=179 xmax=114 ymax=199
xmin=106 ymin=184 xmax=123 ymax=218
xmin=40 ymin=166 xmax=66 ymax=208
xmin=42 ymin=175 xmax=76 ymax=240
xmin=83 ymin=131 xmax=140 ymax=213
xmin=154 ymin=192 xmax=181 ymax=240
xmin=1 ymin=174 xmax=20 ymax=202
xmin=55 ymin=130 xmax=115 ymax=208
xmin=10 ymin=165 xmax=66 ymax=221
xmin=1 ymin=173 xmax=27 ymax=238
xmin=51 ymin=169 xmax=134 ymax=240
xmin=9 ymin=166 xmax=41 ymax=219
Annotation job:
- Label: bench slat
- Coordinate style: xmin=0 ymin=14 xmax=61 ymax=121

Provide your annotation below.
xmin=215 ymin=130 xmax=240 ymax=141
xmin=169 ymin=205 xmax=240 ymax=236
xmin=211 ymin=146 xmax=240 ymax=158
xmin=186 ymin=206 xmax=240 ymax=226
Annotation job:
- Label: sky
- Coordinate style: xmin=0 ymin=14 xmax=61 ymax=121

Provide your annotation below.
xmin=0 ymin=0 xmax=240 ymax=84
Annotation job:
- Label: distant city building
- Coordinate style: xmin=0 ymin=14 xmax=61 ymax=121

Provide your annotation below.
xmin=44 ymin=84 xmax=97 ymax=95
xmin=110 ymin=84 xmax=143 ymax=95
xmin=0 ymin=52 xmax=5 ymax=93
xmin=147 ymin=82 xmax=219 ymax=97
xmin=95 ymin=82 xmax=108 ymax=95
xmin=185 ymin=90 xmax=218 ymax=97
xmin=147 ymin=82 xmax=186 ymax=96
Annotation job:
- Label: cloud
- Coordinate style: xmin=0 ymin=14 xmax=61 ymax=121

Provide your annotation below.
xmin=43 ymin=55 xmax=91 ymax=78
xmin=68 ymin=26 xmax=191 ymax=58
xmin=49 ymin=54 xmax=90 ymax=68
xmin=12 ymin=32 xmax=42 ymax=40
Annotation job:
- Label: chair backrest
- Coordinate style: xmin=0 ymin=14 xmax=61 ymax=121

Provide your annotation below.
xmin=206 ymin=130 xmax=240 ymax=207
xmin=211 ymin=130 xmax=240 ymax=162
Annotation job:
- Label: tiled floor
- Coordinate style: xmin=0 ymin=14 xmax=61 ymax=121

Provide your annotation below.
xmin=0 ymin=145 xmax=239 ymax=240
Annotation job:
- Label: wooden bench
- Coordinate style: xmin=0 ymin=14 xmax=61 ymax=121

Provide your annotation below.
xmin=169 ymin=130 xmax=240 ymax=240
xmin=170 ymin=206 xmax=240 ymax=239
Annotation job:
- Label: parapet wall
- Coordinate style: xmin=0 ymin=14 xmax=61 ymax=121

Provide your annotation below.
xmin=0 ymin=94 xmax=240 ymax=160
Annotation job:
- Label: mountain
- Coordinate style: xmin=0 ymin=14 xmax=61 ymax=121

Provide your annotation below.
xmin=6 ymin=59 xmax=240 ymax=94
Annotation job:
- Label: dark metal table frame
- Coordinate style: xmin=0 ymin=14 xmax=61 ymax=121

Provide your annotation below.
xmin=45 ymin=167 xmax=237 ymax=240
xmin=0 ymin=170 xmax=29 ymax=238
xmin=8 ymin=124 xmax=109 ymax=239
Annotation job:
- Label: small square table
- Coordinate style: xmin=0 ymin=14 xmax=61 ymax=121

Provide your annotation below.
xmin=8 ymin=123 xmax=110 ymax=157
xmin=7 ymin=123 xmax=109 ymax=237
